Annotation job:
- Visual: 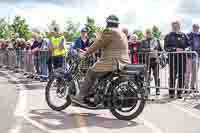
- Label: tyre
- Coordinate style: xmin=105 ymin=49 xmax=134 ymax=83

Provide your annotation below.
xmin=45 ymin=76 xmax=71 ymax=111
xmin=110 ymin=80 xmax=146 ymax=121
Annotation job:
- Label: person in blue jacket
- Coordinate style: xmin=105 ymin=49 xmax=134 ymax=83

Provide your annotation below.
xmin=186 ymin=24 xmax=200 ymax=91
xmin=73 ymin=28 xmax=90 ymax=51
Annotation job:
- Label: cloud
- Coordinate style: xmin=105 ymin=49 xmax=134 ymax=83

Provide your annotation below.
xmin=64 ymin=0 xmax=97 ymax=8
xmin=0 ymin=0 xmax=199 ymax=33
xmin=0 ymin=0 xmax=64 ymax=5
xmin=14 ymin=4 xmax=68 ymax=31
xmin=175 ymin=0 xmax=200 ymax=31
xmin=177 ymin=0 xmax=200 ymax=16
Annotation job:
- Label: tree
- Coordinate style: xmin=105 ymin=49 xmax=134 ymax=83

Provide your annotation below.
xmin=0 ymin=18 xmax=14 ymax=39
xmin=85 ymin=16 xmax=104 ymax=40
xmin=152 ymin=25 xmax=162 ymax=40
xmin=11 ymin=16 xmax=30 ymax=40
xmin=0 ymin=18 xmax=7 ymax=38
xmin=64 ymin=20 xmax=80 ymax=42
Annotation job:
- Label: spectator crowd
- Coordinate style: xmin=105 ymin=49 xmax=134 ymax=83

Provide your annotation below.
xmin=0 ymin=20 xmax=200 ymax=98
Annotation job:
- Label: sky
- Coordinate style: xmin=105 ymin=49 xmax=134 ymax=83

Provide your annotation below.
xmin=0 ymin=0 xmax=200 ymax=33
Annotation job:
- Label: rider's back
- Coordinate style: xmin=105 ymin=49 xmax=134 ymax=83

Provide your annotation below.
xmin=91 ymin=28 xmax=131 ymax=72
xmin=103 ymin=28 xmax=130 ymax=60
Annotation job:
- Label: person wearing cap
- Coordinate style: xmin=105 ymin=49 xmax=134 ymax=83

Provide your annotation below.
xmin=185 ymin=24 xmax=200 ymax=92
xmin=48 ymin=26 xmax=65 ymax=71
xmin=140 ymin=29 xmax=162 ymax=95
xmin=73 ymin=14 xmax=131 ymax=104
xmin=164 ymin=21 xmax=189 ymax=98
xmin=73 ymin=28 xmax=90 ymax=51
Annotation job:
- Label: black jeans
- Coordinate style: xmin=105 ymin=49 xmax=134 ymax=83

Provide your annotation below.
xmin=34 ymin=55 xmax=40 ymax=75
xmin=148 ymin=58 xmax=160 ymax=88
xmin=168 ymin=53 xmax=186 ymax=95
xmin=52 ymin=56 xmax=64 ymax=69
xmin=47 ymin=56 xmax=52 ymax=74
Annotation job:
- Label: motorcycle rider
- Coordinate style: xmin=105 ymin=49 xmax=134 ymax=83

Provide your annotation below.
xmin=73 ymin=14 xmax=131 ymax=104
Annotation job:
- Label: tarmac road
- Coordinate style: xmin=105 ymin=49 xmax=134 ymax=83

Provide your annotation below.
xmin=1 ymin=68 xmax=200 ymax=133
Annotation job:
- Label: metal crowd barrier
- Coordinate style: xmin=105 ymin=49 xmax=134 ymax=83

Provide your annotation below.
xmin=0 ymin=49 xmax=45 ymax=79
xmin=0 ymin=49 xmax=200 ymax=95
xmin=0 ymin=48 xmax=98 ymax=80
xmin=131 ymin=51 xmax=199 ymax=95
xmin=0 ymin=49 xmax=4 ymax=67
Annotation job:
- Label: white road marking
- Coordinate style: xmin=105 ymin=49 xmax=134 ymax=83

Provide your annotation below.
xmin=8 ymin=123 xmax=21 ymax=133
xmin=138 ymin=117 xmax=164 ymax=133
xmin=169 ymin=102 xmax=200 ymax=120
xmin=23 ymin=115 xmax=53 ymax=133
xmin=41 ymin=119 xmax=62 ymax=126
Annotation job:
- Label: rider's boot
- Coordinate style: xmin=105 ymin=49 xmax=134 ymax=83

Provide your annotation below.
xmin=72 ymin=93 xmax=85 ymax=104
xmin=72 ymin=69 xmax=96 ymax=105
xmin=71 ymin=86 xmax=88 ymax=105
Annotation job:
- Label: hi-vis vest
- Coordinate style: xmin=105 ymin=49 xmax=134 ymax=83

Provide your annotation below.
xmin=51 ymin=36 xmax=65 ymax=56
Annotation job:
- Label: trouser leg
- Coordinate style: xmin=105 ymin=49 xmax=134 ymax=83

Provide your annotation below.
xmin=36 ymin=57 xmax=40 ymax=74
xmin=77 ymin=68 xmax=108 ymax=100
xmin=40 ymin=52 xmax=48 ymax=80
xmin=191 ymin=58 xmax=199 ymax=89
xmin=185 ymin=57 xmax=192 ymax=89
xmin=48 ymin=57 xmax=53 ymax=74
xmin=146 ymin=57 xmax=151 ymax=94
xmin=52 ymin=56 xmax=64 ymax=83
xmin=44 ymin=52 xmax=49 ymax=79
xmin=52 ymin=56 xmax=64 ymax=69
xmin=177 ymin=53 xmax=186 ymax=95
xmin=152 ymin=59 xmax=160 ymax=94
xmin=169 ymin=53 xmax=176 ymax=95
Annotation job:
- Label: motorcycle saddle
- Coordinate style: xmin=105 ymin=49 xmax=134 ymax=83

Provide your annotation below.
xmin=120 ymin=64 xmax=146 ymax=75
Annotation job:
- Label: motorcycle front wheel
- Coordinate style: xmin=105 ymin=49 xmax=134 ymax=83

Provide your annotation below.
xmin=45 ymin=76 xmax=71 ymax=111
xmin=110 ymin=80 xmax=146 ymax=121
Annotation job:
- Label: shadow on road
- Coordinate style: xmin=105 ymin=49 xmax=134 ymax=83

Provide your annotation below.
xmin=194 ymin=104 xmax=200 ymax=110
xmin=17 ymin=84 xmax=46 ymax=91
xmin=148 ymin=94 xmax=176 ymax=104
xmin=0 ymin=71 xmax=10 ymax=79
xmin=27 ymin=109 xmax=139 ymax=131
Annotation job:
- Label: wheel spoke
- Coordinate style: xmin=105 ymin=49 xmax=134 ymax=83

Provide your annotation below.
xmin=45 ymin=78 xmax=71 ymax=111
xmin=110 ymin=80 xmax=146 ymax=120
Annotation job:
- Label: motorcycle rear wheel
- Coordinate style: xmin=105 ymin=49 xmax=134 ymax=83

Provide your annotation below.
xmin=110 ymin=80 xmax=146 ymax=121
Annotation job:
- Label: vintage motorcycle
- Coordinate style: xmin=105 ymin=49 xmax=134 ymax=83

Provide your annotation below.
xmin=45 ymin=49 xmax=147 ymax=120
